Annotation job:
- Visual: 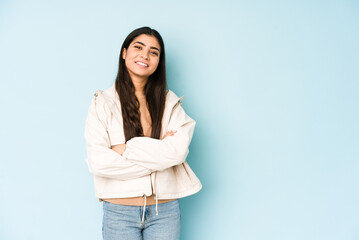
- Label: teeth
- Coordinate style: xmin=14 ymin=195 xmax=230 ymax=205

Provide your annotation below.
xmin=136 ymin=62 xmax=148 ymax=67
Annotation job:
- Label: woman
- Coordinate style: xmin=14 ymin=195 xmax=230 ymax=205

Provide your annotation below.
xmin=84 ymin=26 xmax=202 ymax=239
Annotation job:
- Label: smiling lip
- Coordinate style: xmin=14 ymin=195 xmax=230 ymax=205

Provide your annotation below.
xmin=135 ymin=61 xmax=149 ymax=67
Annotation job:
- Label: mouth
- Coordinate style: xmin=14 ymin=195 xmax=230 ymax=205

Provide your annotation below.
xmin=135 ymin=61 xmax=149 ymax=67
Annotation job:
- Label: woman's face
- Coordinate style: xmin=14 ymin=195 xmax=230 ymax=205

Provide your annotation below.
xmin=122 ymin=34 xmax=161 ymax=81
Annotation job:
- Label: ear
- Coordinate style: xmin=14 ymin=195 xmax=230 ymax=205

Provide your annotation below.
xmin=122 ymin=48 xmax=126 ymax=60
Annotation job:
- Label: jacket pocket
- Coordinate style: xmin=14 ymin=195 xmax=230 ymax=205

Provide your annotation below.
xmin=173 ymin=161 xmax=199 ymax=187
xmin=182 ymin=161 xmax=200 ymax=185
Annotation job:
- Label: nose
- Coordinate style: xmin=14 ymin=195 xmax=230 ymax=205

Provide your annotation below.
xmin=140 ymin=50 xmax=149 ymax=59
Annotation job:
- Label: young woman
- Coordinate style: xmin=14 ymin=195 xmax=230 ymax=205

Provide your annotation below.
xmin=84 ymin=26 xmax=202 ymax=240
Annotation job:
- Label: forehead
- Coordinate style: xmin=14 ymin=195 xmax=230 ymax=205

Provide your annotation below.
xmin=131 ymin=34 xmax=161 ymax=50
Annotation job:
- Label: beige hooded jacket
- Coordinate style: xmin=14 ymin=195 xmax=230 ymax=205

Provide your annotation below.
xmin=84 ymin=83 xmax=202 ymax=202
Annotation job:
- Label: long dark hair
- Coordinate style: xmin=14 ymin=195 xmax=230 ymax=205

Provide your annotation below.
xmin=115 ymin=26 xmax=167 ymax=142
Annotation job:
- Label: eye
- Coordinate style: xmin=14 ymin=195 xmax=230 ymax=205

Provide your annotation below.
xmin=134 ymin=45 xmax=141 ymax=49
xmin=151 ymin=51 xmax=159 ymax=56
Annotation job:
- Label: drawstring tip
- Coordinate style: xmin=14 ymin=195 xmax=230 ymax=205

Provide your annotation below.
xmin=155 ymin=194 xmax=158 ymax=216
xmin=141 ymin=194 xmax=147 ymax=225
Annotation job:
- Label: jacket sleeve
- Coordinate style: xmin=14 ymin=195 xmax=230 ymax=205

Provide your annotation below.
xmin=84 ymin=94 xmax=153 ymax=180
xmin=122 ymin=102 xmax=196 ymax=172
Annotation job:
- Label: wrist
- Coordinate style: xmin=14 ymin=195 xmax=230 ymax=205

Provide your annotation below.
xmin=121 ymin=144 xmax=127 ymax=156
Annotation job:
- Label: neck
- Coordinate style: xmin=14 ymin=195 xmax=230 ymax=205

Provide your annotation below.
xmin=131 ymin=76 xmax=148 ymax=97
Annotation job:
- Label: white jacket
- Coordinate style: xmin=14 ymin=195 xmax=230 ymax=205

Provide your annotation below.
xmin=84 ymin=83 xmax=202 ymax=201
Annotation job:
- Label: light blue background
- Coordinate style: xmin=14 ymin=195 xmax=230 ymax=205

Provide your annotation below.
xmin=1 ymin=0 xmax=358 ymax=239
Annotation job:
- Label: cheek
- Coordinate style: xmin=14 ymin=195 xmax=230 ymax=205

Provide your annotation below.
xmin=125 ymin=50 xmax=135 ymax=59
xmin=152 ymin=59 xmax=160 ymax=68
xmin=124 ymin=59 xmax=131 ymax=69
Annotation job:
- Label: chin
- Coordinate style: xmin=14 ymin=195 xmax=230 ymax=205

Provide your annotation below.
xmin=133 ymin=72 xmax=151 ymax=79
xmin=136 ymin=70 xmax=155 ymax=77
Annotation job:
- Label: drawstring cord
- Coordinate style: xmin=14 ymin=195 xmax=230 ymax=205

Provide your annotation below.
xmin=154 ymin=172 xmax=158 ymax=216
xmin=155 ymin=194 xmax=158 ymax=216
xmin=141 ymin=195 xmax=147 ymax=225
xmin=141 ymin=172 xmax=158 ymax=225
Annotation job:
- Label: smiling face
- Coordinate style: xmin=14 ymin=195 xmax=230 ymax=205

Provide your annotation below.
xmin=122 ymin=34 xmax=161 ymax=83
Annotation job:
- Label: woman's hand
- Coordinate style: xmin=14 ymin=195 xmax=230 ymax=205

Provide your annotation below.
xmin=111 ymin=143 xmax=126 ymax=156
xmin=162 ymin=130 xmax=177 ymax=140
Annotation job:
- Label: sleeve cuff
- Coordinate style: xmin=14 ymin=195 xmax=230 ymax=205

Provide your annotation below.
xmin=122 ymin=145 xmax=130 ymax=158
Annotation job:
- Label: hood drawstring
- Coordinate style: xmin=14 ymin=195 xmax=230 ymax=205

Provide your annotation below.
xmin=141 ymin=194 xmax=147 ymax=225
xmin=142 ymin=172 xmax=158 ymax=225
xmin=155 ymin=194 xmax=158 ymax=216
xmin=154 ymin=172 xmax=158 ymax=216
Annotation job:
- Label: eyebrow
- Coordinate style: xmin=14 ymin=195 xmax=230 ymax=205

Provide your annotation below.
xmin=132 ymin=41 xmax=160 ymax=52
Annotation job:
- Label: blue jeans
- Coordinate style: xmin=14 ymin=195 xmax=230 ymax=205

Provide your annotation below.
xmin=102 ymin=199 xmax=181 ymax=240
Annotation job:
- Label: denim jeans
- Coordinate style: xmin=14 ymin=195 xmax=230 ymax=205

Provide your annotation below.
xmin=102 ymin=199 xmax=181 ymax=240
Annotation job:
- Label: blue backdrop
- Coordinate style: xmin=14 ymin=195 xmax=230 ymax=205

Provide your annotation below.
xmin=1 ymin=0 xmax=358 ymax=239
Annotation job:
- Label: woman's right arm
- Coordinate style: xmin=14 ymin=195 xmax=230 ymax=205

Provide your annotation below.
xmin=84 ymin=95 xmax=153 ymax=180
xmin=111 ymin=130 xmax=176 ymax=155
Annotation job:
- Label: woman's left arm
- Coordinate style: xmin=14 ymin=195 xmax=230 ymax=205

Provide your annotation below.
xmin=122 ymin=103 xmax=196 ymax=172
